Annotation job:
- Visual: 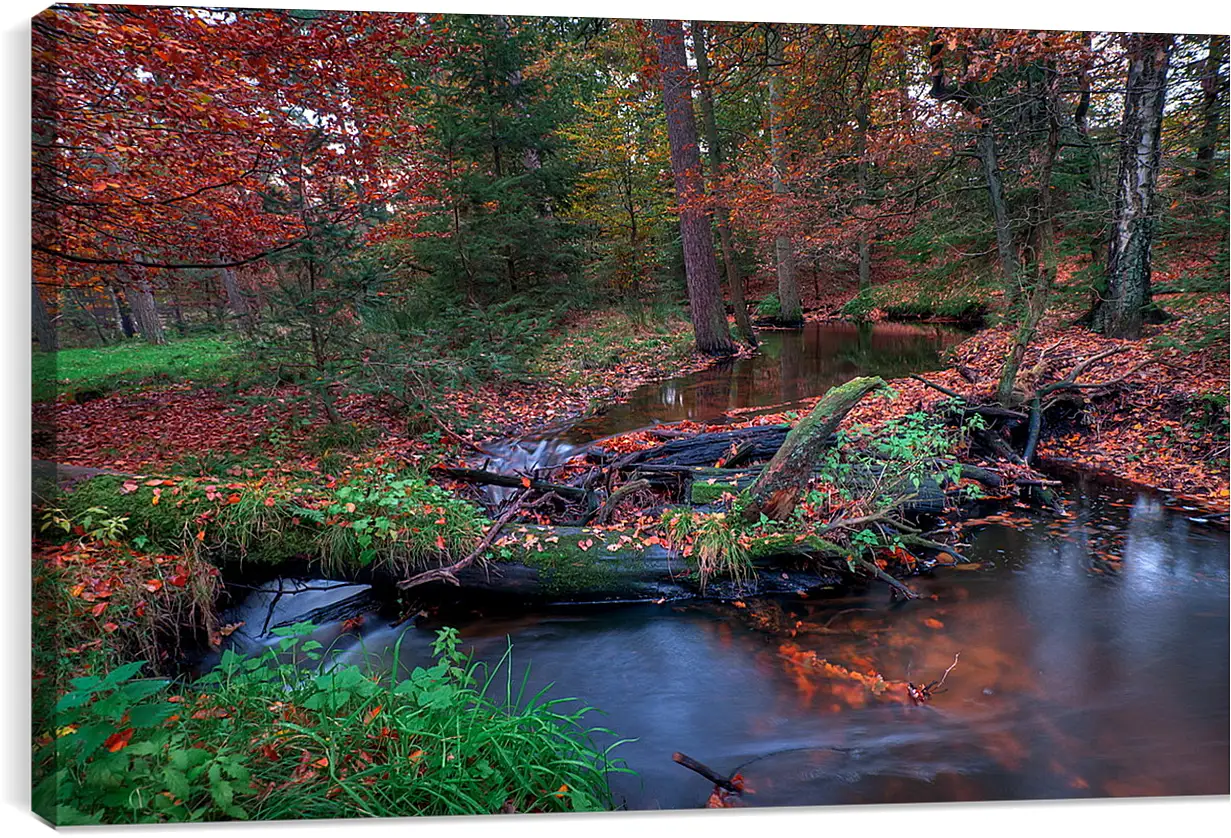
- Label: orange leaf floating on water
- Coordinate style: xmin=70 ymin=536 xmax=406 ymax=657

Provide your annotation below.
xmin=923 ymin=618 xmax=944 ymax=629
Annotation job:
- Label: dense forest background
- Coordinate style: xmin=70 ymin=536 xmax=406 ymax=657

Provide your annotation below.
xmin=32 ymin=7 xmax=1228 ymax=425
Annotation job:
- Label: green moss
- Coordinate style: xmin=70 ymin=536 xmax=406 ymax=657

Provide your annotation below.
xmin=690 ymin=480 xmax=740 ymax=504
xmin=510 ymin=532 xmax=648 ymax=596
xmin=746 ymin=532 xmax=845 ymax=559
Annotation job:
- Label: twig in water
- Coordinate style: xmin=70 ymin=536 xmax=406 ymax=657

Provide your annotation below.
xmin=907 ymin=652 xmax=960 ymax=705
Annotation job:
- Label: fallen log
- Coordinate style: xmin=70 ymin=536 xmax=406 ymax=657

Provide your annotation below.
xmin=743 ymin=377 xmax=888 ymax=521
xmin=437 ymin=466 xmax=589 ymax=502
xmin=613 ymin=426 xmax=792 ymax=470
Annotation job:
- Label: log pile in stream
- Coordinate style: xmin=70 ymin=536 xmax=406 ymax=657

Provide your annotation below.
xmin=422 ymin=374 xmax=1071 ymax=603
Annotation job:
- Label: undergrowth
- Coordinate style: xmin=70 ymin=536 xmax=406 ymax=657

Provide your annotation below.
xmin=33 ymin=625 xmax=631 ymax=824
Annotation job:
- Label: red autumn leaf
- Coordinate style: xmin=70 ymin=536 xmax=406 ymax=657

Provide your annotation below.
xmin=104 ymin=728 xmax=134 ymax=752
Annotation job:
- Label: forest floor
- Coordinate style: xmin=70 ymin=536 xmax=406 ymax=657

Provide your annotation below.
xmin=34 ymin=265 xmax=1228 ymax=512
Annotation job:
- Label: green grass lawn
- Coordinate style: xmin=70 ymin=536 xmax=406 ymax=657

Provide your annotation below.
xmin=32 ymin=337 xmax=243 ymax=402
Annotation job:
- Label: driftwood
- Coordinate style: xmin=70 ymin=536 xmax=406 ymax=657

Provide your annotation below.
xmin=672 ymin=752 xmax=741 ymax=793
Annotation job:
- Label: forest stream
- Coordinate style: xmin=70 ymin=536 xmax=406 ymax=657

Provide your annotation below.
xmin=222 ymin=322 xmax=1230 ymax=809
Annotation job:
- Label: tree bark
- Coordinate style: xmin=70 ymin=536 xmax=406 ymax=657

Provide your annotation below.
xmin=767 ymin=24 xmax=804 ymax=325
xmin=854 ymin=40 xmax=874 ymax=293
xmin=1195 ymin=35 xmax=1228 ymax=182
xmin=108 ymin=284 xmax=136 ymax=338
xmin=221 ymin=266 xmax=253 ymax=333
xmin=126 ymin=274 xmax=166 ymax=344
xmin=928 ymin=35 xmax=1019 ymax=296
xmin=976 ymin=122 xmax=1020 ymax=299
xmin=742 ymin=376 xmax=887 ymax=521
xmin=693 ymin=21 xmax=757 ymax=347
xmin=997 ymin=72 xmax=1061 ymax=405
xmin=31 ymin=280 xmax=58 ymax=352
xmin=652 ymin=19 xmax=736 ymax=357
xmin=1092 ymin=34 xmax=1173 ymax=339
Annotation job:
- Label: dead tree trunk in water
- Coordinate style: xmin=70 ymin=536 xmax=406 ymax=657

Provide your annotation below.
xmin=1090 ymin=34 xmax=1173 ymax=339
xmin=652 ymin=18 xmax=736 ymax=357
xmin=693 ymin=21 xmax=757 ymax=348
xmin=767 ymin=24 xmax=804 ymax=325
xmin=742 ymin=376 xmax=887 ymax=522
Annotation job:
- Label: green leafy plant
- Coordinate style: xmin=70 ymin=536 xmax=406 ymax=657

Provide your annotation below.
xmin=40 ymin=505 xmax=130 ymax=545
xmin=34 ymin=626 xmax=632 ymax=825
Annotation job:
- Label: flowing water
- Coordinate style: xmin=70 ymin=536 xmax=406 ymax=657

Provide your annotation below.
xmin=226 ymin=321 xmax=1229 ymax=809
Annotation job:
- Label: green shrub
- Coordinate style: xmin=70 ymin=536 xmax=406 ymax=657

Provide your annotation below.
xmin=754 ymin=295 xmax=781 ymax=319
xmin=841 ymin=289 xmax=879 ymax=322
xmin=313 ymin=469 xmax=487 ymax=577
xmin=33 ymin=626 xmax=631 ymax=824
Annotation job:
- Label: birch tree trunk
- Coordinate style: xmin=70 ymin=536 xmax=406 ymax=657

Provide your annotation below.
xmin=693 ymin=21 xmax=757 ymax=347
xmin=767 ymin=24 xmax=804 ymax=325
xmin=1092 ymin=34 xmax=1173 ymax=339
xmin=652 ymin=18 xmax=736 ymax=357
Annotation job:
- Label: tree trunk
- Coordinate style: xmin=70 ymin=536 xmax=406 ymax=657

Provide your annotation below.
xmin=221 ymin=266 xmax=254 ymax=333
xmin=693 ymin=21 xmax=757 ymax=348
xmin=31 ymin=280 xmax=57 ymax=352
xmin=854 ymin=36 xmax=875 ymax=293
xmin=997 ymin=68 xmax=1062 ymax=404
xmin=767 ymin=24 xmax=804 ymax=325
xmin=1092 ymin=34 xmax=1173 ymax=339
xmin=1195 ymin=35 xmax=1228 ymax=182
xmin=742 ymin=376 xmax=887 ymax=521
xmin=108 ymin=284 xmax=136 ymax=338
xmin=976 ymin=122 xmax=1020 ymax=299
xmin=127 ymin=275 xmax=166 ymax=345
xmin=652 ymin=18 xmax=736 ymax=357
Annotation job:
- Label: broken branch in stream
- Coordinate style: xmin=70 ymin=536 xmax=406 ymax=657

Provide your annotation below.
xmin=398 ymin=490 xmax=530 ymax=590
xmin=672 ymin=752 xmax=742 ymax=794
xmin=850 ymin=554 xmax=918 ymax=599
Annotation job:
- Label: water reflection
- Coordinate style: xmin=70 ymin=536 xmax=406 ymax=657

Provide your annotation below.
xmin=561 ymin=321 xmax=965 ymax=443
xmin=340 ymin=481 xmax=1227 ymax=809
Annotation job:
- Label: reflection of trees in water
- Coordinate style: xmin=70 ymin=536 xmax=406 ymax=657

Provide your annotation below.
xmin=572 ymin=322 xmax=964 ymax=435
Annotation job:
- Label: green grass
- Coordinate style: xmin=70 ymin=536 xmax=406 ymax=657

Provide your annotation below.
xmin=33 ymin=626 xmax=631 ymax=824
xmin=32 ymin=337 xmax=244 ymax=402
